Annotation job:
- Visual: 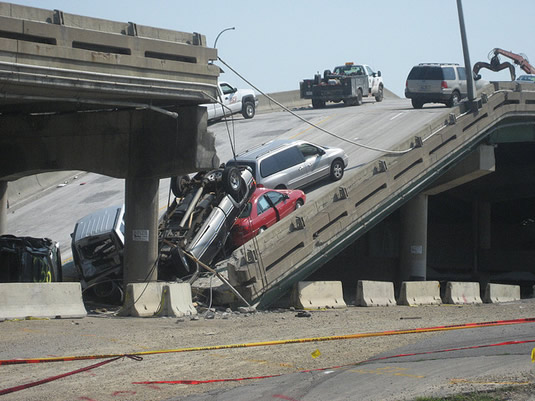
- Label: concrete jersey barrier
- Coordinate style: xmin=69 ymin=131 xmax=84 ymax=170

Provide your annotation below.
xmin=398 ymin=281 xmax=442 ymax=306
xmin=119 ymin=282 xmax=197 ymax=317
xmin=0 ymin=282 xmax=87 ymax=319
xmin=483 ymin=283 xmax=521 ymax=303
xmin=356 ymin=280 xmax=396 ymax=307
xmin=445 ymin=282 xmax=482 ymax=304
xmin=292 ymin=281 xmax=346 ymax=310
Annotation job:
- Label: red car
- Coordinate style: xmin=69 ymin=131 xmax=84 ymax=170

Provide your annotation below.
xmin=230 ymin=187 xmax=306 ymax=247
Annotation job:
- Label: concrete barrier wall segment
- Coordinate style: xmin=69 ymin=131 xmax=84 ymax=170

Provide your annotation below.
xmin=292 ymin=281 xmax=346 ymax=310
xmin=0 ymin=282 xmax=86 ymax=319
xmin=119 ymin=282 xmax=165 ymax=317
xmin=445 ymin=282 xmax=482 ymax=304
xmin=119 ymin=282 xmax=197 ymax=317
xmin=398 ymin=281 xmax=442 ymax=306
xmin=157 ymin=283 xmax=197 ymax=317
xmin=7 ymin=171 xmax=82 ymax=208
xmin=356 ymin=280 xmax=396 ymax=306
xmin=223 ymin=86 xmax=535 ymax=306
xmin=483 ymin=283 xmax=521 ymax=303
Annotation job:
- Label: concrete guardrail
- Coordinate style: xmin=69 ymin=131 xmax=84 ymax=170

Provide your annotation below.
xmin=0 ymin=282 xmax=87 ymax=319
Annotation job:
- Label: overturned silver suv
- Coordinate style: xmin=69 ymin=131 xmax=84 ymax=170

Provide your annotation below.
xmin=71 ymin=166 xmax=255 ymax=301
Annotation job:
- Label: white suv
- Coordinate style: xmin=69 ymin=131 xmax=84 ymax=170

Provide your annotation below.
xmin=405 ymin=63 xmax=486 ymax=109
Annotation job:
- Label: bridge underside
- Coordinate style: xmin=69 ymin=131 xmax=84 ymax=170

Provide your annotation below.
xmin=311 ymin=137 xmax=535 ymax=300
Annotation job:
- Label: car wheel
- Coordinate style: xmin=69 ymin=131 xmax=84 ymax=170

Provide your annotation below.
xmin=295 ymin=199 xmax=304 ymax=210
xmin=275 ymin=184 xmax=287 ymax=190
xmin=222 ymin=166 xmax=243 ymax=202
xmin=170 ymin=175 xmax=190 ymax=198
xmin=92 ymin=280 xmax=123 ymax=304
xmin=447 ymin=91 xmax=461 ymax=108
xmin=330 ymin=159 xmax=345 ymax=181
xmin=242 ymin=101 xmax=255 ymax=119
xmin=411 ymin=99 xmax=424 ymax=109
xmin=312 ymin=99 xmax=325 ymax=109
xmin=356 ymin=88 xmax=363 ymax=106
xmin=375 ymin=85 xmax=384 ymax=102
xmin=258 ymin=226 xmax=267 ymax=234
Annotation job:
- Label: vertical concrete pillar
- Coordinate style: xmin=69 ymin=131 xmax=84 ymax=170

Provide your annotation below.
xmin=0 ymin=181 xmax=7 ymax=235
xmin=399 ymin=194 xmax=428 ymax=281
xmin=123 ymin=177 xmax=159 ymax=286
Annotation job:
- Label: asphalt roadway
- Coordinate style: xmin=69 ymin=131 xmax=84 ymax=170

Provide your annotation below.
xmin=173 ymin=313 xmax=535 ymax=401
xmin=1 ymin=300 xmax=534 ymax=401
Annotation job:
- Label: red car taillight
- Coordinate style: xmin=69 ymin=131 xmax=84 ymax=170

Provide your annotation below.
xmin=441 ymin=81 xmax=448 ymax=89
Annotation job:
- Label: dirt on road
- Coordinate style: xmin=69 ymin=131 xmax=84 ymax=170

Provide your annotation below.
xmin=1 ymin=299 xmax=534 ymax=401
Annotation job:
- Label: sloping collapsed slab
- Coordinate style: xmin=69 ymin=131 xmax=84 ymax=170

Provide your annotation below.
xmin=356 ymin=280 xmax=396 ymax=307
xmin=293 ymin=281 xmax=347 ymax=310
xmin=0 ymin=282 xmax=87 ymax=319
xmin=119 ymin=282 xmax=197 ymax=317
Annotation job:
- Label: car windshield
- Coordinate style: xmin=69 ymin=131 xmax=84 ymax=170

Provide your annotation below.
xmin=333 ymin=65 xmax=363 ymax=75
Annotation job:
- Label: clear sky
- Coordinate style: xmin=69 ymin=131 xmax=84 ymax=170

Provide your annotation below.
xmin=5 ymin=0 xmax=535 ymax=97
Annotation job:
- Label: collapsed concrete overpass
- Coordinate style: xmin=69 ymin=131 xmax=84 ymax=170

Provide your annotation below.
xmin=0 ymin=3 xmax=220 ymax=286
xmin=1 ymin=4 xmax=534 ymax=311
xmin=221 ymin=83 xmax=535 ymax=306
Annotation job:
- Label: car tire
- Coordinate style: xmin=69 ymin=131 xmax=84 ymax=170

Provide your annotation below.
xmin=411 ymin=99 xmax=424 ymax=109
xmin=375 ymin=85 xmax=384 ymax=102
xmin=295 ymin=199 xmax=304 ymax=210
xmin=170 ymin=175 xmax=190 ymax=198
xmin=258 ymin=226 xmax=267 ymax=234
xmin=447 ymin=90 xmax=461 ymax=108
xmin=356 ymin=88 xmax=363 ymax=106
xmin=312 ymin=99 xmax=325 ymax=109
xmin=275 ymin=184 xmax=286 ymax=190
xmin=242 ymin=101 xmax=255 ymax=119
xmin=223 ymin=166 xmax=243 ymax=202
xmin=330 ymin=159 xmax=345 ymax=181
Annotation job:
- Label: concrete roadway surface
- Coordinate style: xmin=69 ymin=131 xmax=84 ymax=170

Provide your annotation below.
xmin=174 ymin=316 xmax=535 ymax=401
xmin=6 ymin=97 xmax=447 ymax=271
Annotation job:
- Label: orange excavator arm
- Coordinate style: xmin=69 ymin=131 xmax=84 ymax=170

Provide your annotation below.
xmin=473 ymin=48 xmax=535 ymax=81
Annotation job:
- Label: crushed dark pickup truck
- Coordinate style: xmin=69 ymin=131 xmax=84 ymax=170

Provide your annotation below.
xmin=70 ymin=166 xmax=256 ymax=302
xmin=0 ymin=235 xmax=62 ymax=283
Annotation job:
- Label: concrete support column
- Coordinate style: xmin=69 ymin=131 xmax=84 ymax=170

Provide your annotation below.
xmin=399 ymin=194 xmax=428 ymax=281
xmin=0 ymin=181 xmax=7 ymax=235
xmin=123 ymin=177 xmax=159 ymax=286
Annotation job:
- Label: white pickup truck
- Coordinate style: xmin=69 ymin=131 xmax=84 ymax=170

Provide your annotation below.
xmin=202 ymin=81 xmax=258 ymax=121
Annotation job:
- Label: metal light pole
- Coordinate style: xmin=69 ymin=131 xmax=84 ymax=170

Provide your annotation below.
xmin=456 ymin=0 xmax=477 ymax=112
xmin=213 ymin=27 xmax=235 ymax=49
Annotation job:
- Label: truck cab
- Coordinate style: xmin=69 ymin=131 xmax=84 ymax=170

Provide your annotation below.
xmin=202 ymin=81 xmax=258 ymax=121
